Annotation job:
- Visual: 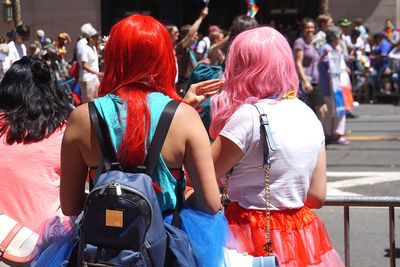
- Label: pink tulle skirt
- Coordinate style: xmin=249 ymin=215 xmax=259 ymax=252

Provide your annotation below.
xmin=225 ymin=202 xmax=345 ymax=267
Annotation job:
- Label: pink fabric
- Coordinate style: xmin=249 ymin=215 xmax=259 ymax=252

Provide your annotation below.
xmin=0 ymin=128 xmax=67 ymax=233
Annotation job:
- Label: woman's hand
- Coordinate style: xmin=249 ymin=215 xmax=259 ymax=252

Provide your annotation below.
xmin=183 ymin=79 xmax=224 ymax=107
xmin=304 ymin=81 xmax=313 ymax=93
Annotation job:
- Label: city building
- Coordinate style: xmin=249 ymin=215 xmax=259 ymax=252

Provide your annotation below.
xmin=0 ymin=0 xmax=398 ymax=60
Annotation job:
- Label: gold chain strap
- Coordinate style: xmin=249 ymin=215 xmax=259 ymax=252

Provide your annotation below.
xmin=263 ymin=164 xmax=273 ymax=255
xmin=221 ymin=172 xmax=231 ymax=208
xmin=222 ymin=166 xmax=274 ymax=256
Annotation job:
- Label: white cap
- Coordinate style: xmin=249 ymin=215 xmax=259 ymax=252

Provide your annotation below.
xmin=81 ymin=23 xmax=98 ymax=38
xmin=36 ymin=29 xmax=45 ymax=38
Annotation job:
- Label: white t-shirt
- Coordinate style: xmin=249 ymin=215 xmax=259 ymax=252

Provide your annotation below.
xmin=344 ymin=36 xmax=365 ymax=52
xmin=219 ymin=99 xmax=325 ymax=210
xmin=78 ymin=43 xmax=99 ymax=82
xmin=196 ymin=36 xmax=211 ymax=59
xmin=76 ymin=38 xmax=88 ymax=59
xmin=8 ymin=41 xmax=27 ymax=63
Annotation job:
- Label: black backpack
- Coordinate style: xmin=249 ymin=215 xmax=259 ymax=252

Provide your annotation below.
xmin=73 ymin=100 xmax=196 ymax=267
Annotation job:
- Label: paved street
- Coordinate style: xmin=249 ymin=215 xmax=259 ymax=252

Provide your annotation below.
xmin=316 ymin=103 xmax=400 ymax=266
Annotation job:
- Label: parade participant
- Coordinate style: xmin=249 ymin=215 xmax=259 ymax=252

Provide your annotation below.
xmin=370 ymin=32 xmax=393 ymax=94
xmin=0 ymin=57 xmax=74 ymax=264
xmin=208 ymin=26 xmax=344 ymax=266
xmin=36 ymin=29 xmax=46 ymax=48
xmin=175 ymin=7 xmax=209 ymax=94
xmin=166 ymin=24 xmax=180 ymax=46
xmin=60 ymin=14 xmax=228 ymax=267
xmin=77 ymin=23 xmax=102 ymax=103
xmin=0 ymin=43 xmax=11 ymax=76
xmin=56 ymin=32 xmax=72 ymax=60
xmin=319 ymin=26 xmax=350 ymax=145
xmin=293 ymin=18 xmax=327 ymax=120
xmin=196 ymin=25 xmax=222 ymax=60
xmin=7 ymin=30 xmax=27 ymax=64
xmin=313 ymin=14 xmax=334 ymax=51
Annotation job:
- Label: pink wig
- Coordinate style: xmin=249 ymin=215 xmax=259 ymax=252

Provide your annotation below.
xmin=210 ymin=26 xmax=299 ymax=139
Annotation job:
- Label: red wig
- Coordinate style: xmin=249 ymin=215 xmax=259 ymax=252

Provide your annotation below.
xmin=99 ymin=14 xmax=180 ymax=169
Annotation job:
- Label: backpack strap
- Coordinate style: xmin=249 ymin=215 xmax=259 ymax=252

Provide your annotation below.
xmin=89 ymin=100 xmax=184 ymax=226
xmin=88 ymin=102 xmax=121 ymax=173
xmin=88 ymin=100 xmax=181 ymax=175
xmin=145 ymin=100 xmax=180 ymax=177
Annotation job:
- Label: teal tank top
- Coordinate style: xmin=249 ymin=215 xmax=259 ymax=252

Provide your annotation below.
xmin=93 ymin=92 xmax=182 ymax=212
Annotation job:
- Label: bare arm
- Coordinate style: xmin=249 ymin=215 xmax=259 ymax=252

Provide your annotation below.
xmin=211 ymin=135 xmax=243 ymax=184
xmin=60 ymin=106 xmax=91 ymax=216
xmin=210 ymin=35 xmax=229 ymax=51
xmin=179 ymin=104 xmax=221 ymax=214
xmin=179 ymin=7 xmax=208 ymax=48
xmin=82 ymin=61 xmax=103 ymax=78
xmin=305 ymin=146 xmax=327 ymax=209
xmin=294 ymin=49 xmax=313 ymax=93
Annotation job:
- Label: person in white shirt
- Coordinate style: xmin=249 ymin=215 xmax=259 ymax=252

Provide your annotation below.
xmin=313 ymin=14 xmax=333 ymax=51
xmin=194 ymin=26 xmax=344 ymax=266
xmin=77 ymin=23 xmax=102 ymax=103
xmin=195 ymin=25 xmax=222 ymax=61
xmin=0 ymin=43 xmax=11 ymax=76
xmin=7 ymin=30 xmax=27 ymax=64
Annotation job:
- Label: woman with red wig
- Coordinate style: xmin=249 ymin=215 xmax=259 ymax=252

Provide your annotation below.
xmin=60 ymin=14 xmax=228 ymax=266
xmin=206 ymin=27 xmax=344 ymax=266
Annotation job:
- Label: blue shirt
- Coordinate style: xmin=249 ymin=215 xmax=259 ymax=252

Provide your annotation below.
xmin=372 ymin=39 xmax=391 ymax=69
xmin=318 ymin=43 xmax=334 ymax=96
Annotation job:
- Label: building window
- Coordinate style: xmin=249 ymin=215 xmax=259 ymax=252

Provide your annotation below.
xmin=3 ymin=0 xmax=13 ymax=22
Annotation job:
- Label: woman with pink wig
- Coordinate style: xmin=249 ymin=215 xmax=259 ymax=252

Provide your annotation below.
xmin=207 ymin=27 xmax=344 ymax=266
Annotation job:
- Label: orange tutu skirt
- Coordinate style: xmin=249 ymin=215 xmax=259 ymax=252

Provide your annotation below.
xmin=225 ymin=202 xmax=344 ymax=267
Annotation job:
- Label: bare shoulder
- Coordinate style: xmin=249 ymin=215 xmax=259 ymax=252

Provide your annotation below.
xmin=64 ymin=103 xmax=90 ymax=143
xmin=68 ymin=103 xmax=89 ymax=124
xmin=174 ymin=102 xmax=200 ymax=120
xmin=173 ymin=102 xmax=205 ymax=129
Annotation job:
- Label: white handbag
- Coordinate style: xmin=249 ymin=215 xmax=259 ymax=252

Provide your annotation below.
xmin=0 ymin=213 xmax=39 ymax=265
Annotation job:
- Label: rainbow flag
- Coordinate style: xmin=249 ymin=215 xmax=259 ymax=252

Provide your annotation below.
xmin=246 ymin=0 xmax=259 ymax=18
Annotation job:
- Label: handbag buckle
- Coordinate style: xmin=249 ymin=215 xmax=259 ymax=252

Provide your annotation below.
xmin=0 ymin=246 xmax=5 ymax=258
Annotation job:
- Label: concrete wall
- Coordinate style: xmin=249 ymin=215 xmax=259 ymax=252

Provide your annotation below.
xmin=0 ymin=0 xmax=101 ymax=60
xmin=328 ymin=0 xmax=400 ymax=33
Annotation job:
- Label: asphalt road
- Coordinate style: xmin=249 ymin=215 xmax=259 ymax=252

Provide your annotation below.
xmin=316 ymin=103 xmax=400 ymax=267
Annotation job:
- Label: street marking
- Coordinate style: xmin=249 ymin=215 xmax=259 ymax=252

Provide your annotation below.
xmin=326 ymin=171 xmax=400 ymax=196
xmin=327 ymin=185 xmax=362 ymax=196
xmin=327 ymin=171 xmax=400 ymax=177
xmin=345 ymin=136 xmax=400 ymax=141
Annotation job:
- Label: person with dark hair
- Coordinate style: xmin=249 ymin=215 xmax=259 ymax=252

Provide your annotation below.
xmin=60 ymin=14 xmax=228 ymax=266
xmin=370 ymin=32 xmax=392 ymax=94
xmin=166 ymin=24 xmax=180 ymax=46
xmin=7 ymin=29 xmax=27 ymax=64
xmin=175 ymin=7 xmax=209 ymax=94
xmin=228 ymin=15 xmax=259 ymax=47
xmin=0 ymin=56 xmax=74 ymax=263
xmin=293 ymin=18 xmax=327 ymax=121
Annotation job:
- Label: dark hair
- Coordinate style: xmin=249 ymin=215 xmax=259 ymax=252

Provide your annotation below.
xmin=0 ymin=57 xmax=72 ymax=145
xmin=165 ymin=24 xmax=177 ymax=33
xmin=229 ymin=15 xmax=259 ymax=40
xmin=301 ymin=18 xmax=315 ymax=29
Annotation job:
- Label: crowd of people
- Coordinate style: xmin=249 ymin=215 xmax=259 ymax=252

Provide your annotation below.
xmin=1 ymin=5 xmax=398 ymax=267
